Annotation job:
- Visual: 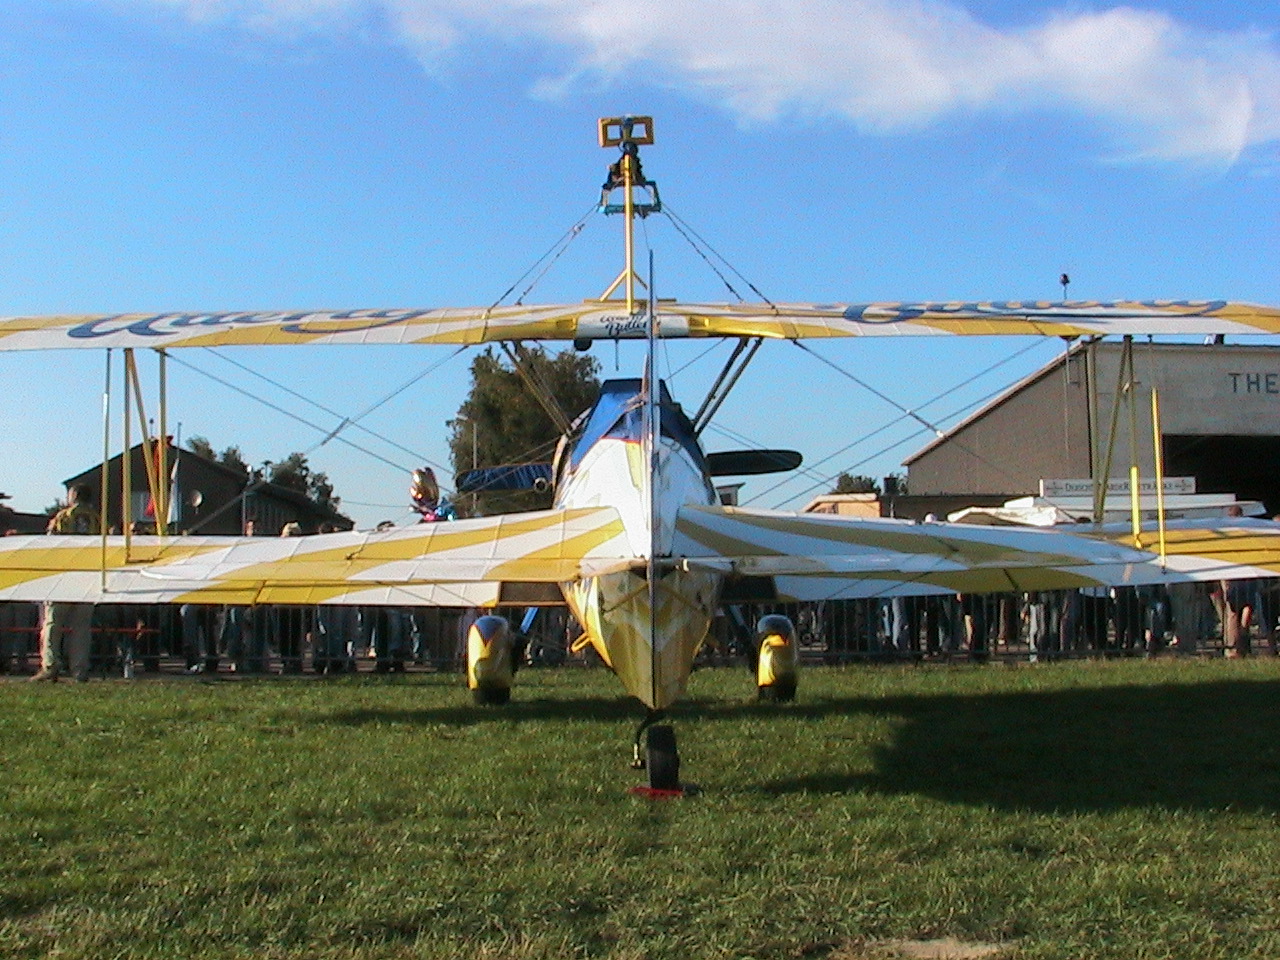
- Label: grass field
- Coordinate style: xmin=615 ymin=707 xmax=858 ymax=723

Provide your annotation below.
xmin=4 ymin=658 xmax=1280 ymax=959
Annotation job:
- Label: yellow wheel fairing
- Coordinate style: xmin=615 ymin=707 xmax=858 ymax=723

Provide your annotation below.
xmin=467 ymin=616 xmax=515 ymax=692
xmin=757 ymin=636 xmax=797 ymax=687
xmin=562 ymin=567 xmax=722 ymax=710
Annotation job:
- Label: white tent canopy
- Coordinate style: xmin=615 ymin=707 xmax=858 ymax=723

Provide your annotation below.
xmin=948 ymin=494 xmax=1267 ymax=527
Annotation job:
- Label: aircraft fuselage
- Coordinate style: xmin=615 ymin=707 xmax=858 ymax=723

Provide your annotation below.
xmin=554 ymin=378 xmax=723 ymax=709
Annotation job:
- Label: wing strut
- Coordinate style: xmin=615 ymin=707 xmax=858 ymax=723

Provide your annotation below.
xmin=692 ymin=336 xmax=763 ymax=435
xmin=499 ymin=341 xmax=573 ymax=435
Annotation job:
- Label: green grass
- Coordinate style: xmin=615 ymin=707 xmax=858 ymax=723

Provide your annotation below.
xmin=4 ymin=659 xmax=1280 ymax=959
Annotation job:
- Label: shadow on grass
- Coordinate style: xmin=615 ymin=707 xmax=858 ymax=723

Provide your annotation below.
xmin=326 ymin=678 xmax=1280 ymax=813
xmin=328 ymin=696 xmax=647 ymax=727
xmin=762 ymin=679 xmax=1280 ymax=813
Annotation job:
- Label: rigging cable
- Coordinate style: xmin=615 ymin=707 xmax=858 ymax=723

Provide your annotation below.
xmin=165 ymin=352 xmax=432 ymax=476
xmin=202 ymin=346 xmax=465 ymax=463
xmin=766 ymin=374 xmax=1042 ymax=509
xmin=787 ymin=339 xmax=1051 ymax=495
xmin=744 ymin=339 xmax=1048 ymax=506
xmin=661 ymin=204 xmax=777 ymax=308
xmin=486 ymin=204 xmax=598 ymax=310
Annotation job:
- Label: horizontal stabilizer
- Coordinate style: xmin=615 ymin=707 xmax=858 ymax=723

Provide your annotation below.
xmin=457 ymin=462 xmax=553 ymax=494
xmin=707 ymin=449 xmax=802 ymax=476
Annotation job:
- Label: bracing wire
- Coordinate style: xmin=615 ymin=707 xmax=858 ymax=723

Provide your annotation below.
xmin=792 ymin=340 xmax=948 ymax=439
xmin=164 ymin=352 xmax=434 ymax=476
xmin=744 ymin=339 xmax=1050 ymax=506
xmin=765 ymin=374 xmax=1040 ymax=509
xmin=667 ymin=339 xmax=728 ymax=380
xmin=487 ymin=204 xmax=598 ymax=310
xmin=203 ymin=346 xmax=465 ymax=463
xmin=661 ymin=204 xmax=777 ymax=308
xmin=788 ymin=339 xmax=1053 ymax=493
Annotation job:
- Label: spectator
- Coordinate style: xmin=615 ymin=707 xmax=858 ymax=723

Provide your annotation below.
xmin=1 ymin=601 xmax=38 ymax=674
xmin=30 ymin=484 xmax=99 ymax=682
xmin=1222 ymin=578 xmax=1256 ymax=658
xmin=1024 ymin=591 xmax=1048 ymax=663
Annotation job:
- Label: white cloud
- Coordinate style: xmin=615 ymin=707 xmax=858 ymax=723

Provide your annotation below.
xmin=111 ymin=0 xmax=1280 ymax=164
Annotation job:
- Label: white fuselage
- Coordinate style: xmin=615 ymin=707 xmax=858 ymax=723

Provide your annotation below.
xmin=553 ymin=381 xmax=722 ymax=710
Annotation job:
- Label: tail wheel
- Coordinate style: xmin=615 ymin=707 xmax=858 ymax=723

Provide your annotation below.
xmin=645 ymin=724 xmax=680 ymax=791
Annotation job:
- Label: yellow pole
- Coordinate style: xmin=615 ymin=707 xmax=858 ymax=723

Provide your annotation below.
xmin=623 ymin=150 xmax=635 ymax=313
xmin=125 ymin=351 xmax=163 ymax=537
xmin=100 ymin=350 xmax=112 ymax=590
xmin=123 ymin=350 xmax=133 ymax=552
xmin=1151 ymin=388 xmax=1168 ymax=566
xmin=157 ymin=349 xmax=168 ymax=536
xmin=1129 ymin=464 xmax=1142 ymax=549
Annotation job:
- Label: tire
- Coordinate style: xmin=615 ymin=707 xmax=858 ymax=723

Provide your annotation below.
xmin=758 ymin=679 xmax=796 ymax=702
xmin=646 ymin=725 xmax=680 ymax=790
xmin=473 ymin=686 xmax=511 ymax=706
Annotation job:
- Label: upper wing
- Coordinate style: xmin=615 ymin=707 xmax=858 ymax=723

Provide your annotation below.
xmin=0 ymin=507 xmax=631 ymax=606
xmin=1 ymin=300 xmax=1278 ymax=350
xmin=674 ymin=505 xmax=1280 ymax=602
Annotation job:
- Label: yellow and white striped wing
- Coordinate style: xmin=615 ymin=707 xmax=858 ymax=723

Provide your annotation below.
xmin=1 ymin=300 xmax=1277 ymax=349
xmin=674 ymin=506 xmax=1280 ymax=601
xmin=0 ymin=507 xmax=629 ymax=607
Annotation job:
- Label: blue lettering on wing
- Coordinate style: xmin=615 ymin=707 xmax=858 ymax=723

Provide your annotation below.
xmin=67 ymin=310 xmax=426 ymax=340
xmin=280 ymin=310 xmax=425 ymax=335
xmin=841 ymin=300 xmax=1229 ymax=325
xmin=600 ymin=315 xmax=648 ymax=338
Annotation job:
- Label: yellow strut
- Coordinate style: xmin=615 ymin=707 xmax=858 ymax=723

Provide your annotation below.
xmin=1152 ymin=388 xmax=1168 ymax=566
xmin=623 ymin=150 xmax=635 ymax=312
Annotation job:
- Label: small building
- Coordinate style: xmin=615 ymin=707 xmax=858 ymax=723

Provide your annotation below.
xmin=0 ymin=494 xmax=47 ymax=535
xmin=803 ymin=492 xmax=881 ymax=518
xmin=62 ymin=442 xmax=352 ymax=535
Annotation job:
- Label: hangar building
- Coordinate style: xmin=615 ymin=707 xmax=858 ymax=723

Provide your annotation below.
xmin=904 ymin=340 xmax=1280 ymax=516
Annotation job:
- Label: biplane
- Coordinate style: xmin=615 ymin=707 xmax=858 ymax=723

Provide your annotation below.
xmin=3 ymin=116 xmax=1280 ymax=791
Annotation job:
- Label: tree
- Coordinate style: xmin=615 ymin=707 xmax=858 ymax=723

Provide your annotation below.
xmin=268 ymin=452 xmax=341 ymax=513
xmin=883 ymin=472 xmax=908 ymax=497
xmin=218 ymin=445 xmax=251 ymax=479
xmin=188 ymin=436 xmax=216 ymax=461
xmin=188 ymin=437 xmax=338 ymax=512
xmin=832 ymin=472 xmax=881 ymax=496
xmin=187 ymin=436 xmax=250 ymax=480
xmin=451 ymin=346 xmax=600 ymax=514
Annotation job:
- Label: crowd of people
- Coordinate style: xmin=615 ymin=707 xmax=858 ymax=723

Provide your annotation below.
xmin=750 ymin=579 xmax=1279 ymax=664
xmin=0 ymin=598 xmax=478 ymax=680
xmin=3 ymin=484 xmax=1277 ymax=679
xmin=6 ymin=578 xmax=1276 ymax=680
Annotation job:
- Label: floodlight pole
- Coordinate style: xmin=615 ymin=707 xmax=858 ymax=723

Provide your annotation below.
xmin=597 ymin=116 xmax=658 ymax=313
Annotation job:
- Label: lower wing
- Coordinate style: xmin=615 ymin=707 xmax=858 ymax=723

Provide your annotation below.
xmin=673 ymin=505 xmax=1280 ymax=602
xmin=0 ymin=507 xmax=630 ymax=606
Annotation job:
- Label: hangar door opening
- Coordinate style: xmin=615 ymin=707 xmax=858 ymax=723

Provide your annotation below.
xmin=1163 ymin=435 xmax=1280 ymax=516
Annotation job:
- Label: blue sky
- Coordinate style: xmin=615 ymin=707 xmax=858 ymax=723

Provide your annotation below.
xmin=0 ymin=0 xmax=1276 ymax=528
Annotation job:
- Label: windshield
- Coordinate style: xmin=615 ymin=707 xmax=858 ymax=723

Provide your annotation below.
xmin=566 ymin=378 xmax=708 ymax=474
